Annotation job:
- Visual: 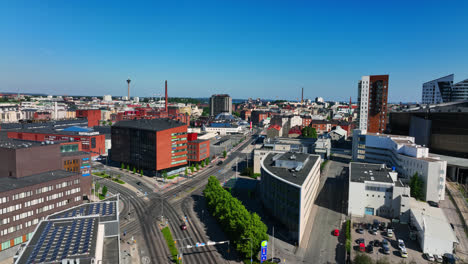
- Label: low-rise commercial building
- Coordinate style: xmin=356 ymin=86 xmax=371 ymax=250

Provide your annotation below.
xmin=409 ymin=199 xmax=457 ymax=256
xmin=347 ymin=162 xmax=410 ymax=218
xmin=15 ymin=196 xmax=120 ymax=264
xmin=352 ymin=130 xmax=447 ymax=202
xmin=260 ymin=152 xmax=321 ymax=244
xmin=187 ymin=133 xmax=210 ymax=162
xmin=111 ymin=119 xmax=188 ymax=174
xmin=76 ymin=109 xmax=102 ymax=127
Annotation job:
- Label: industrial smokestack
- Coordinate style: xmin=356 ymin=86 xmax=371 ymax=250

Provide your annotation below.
xmin=165 ymin=80 xmax=168 ymax=113
xmin=126 ymin=78 xmax=131 ymax=101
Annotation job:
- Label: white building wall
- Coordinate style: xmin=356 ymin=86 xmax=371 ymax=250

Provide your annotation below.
xmin=299 ymin=158 xmax=321 ymax=242
xmin=348 ymin=181 xmax=366 ymax=217
xmin=358 ymin=76 xmax=370 ymax=131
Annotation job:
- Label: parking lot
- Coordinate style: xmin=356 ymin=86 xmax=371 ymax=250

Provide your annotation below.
xmin=351 ymin=215 xmax=433 ymax=264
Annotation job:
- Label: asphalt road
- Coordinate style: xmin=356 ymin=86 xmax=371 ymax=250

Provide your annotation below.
xmin=302 ymin=157 xmax=348 ymax=264
xmin=94 ymin=131 xmax=257 ymax=264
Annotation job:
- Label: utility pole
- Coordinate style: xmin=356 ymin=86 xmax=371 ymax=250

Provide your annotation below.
xmin=272 ymin=226 xmax=275 ymax=260
xmin=236 ymin=158 xmax=238 ymax=179
xmin=160 ymin=197 xmax=164 ymax=222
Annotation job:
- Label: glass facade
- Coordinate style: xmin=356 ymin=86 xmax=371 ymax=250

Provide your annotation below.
xmin=60 ymin=144 xmax=79 ymax=153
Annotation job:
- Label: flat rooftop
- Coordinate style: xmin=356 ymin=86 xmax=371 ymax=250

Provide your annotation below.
xmin=0 ymin=170 xmax=78 ymax=192
xmin=61 ymin=151 xmax=90 ymax=157
xmin=0 ymin=139 xmax=44 ymax=149
xmin=350 ymin=162 xmax=394 ymax=183
xmin=113 ymin=118 xmax=186 ymax=131
xmin=16 ymin=197 xmax=119 ymax=264
xmin=262 ymin=152 xmax=320 ymax=186
xmin=430 ymin=153 xmax=468 ymax=168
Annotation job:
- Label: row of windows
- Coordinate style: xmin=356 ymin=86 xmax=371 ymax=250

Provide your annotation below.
xmin=64 ymin=159 xmax=79 ymax=165
xmin=12 ymin=191 xmax=33 ymax=201
xmin=171 ymin=148 xmax=186 ymax=154
xmin=0 ymin=204 xmax=22 ymax=215
xmin=171 ymin=132 xmax=187 ymax=136
xmin=171 ymin=137 xmax=187 ymax=142
xmin=172 ymin=154 xmax=187 ymax=159
xmin=0 ymin=224 xmax=22 ymax=236
xmin=12 ymin=210 xmax=33 ymax=221
xmin=172 ymin=143 xmax=186 ymax=148
xmin=171 ymin=159 xmax=187 ymax=165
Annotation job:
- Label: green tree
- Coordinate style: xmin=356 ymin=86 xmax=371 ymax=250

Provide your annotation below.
xmin=185 ymin=167 xmax=189 ymax=175
xmin=140 ymin=170 xmax=143 ymax=177
xmin=162 ymin=171 xmax=168 ymax=180
xmin=108 ymin=121 xmax=112 ymax=126
xmin=301 ymin=126 xmax=318 ymax=138
xmin=409 ymin=172 xmax=424 ymax=200
xmin=102 ymin=186 xmax=108 ymax=197
xmin=95 ymin=182 xmax=100 ymax=195
xmin=233 ymin=111 xmax=241 ymax=117
xmin=196 ymin=163 xmax=200 ymax=170
xmin=206 ymin=157 xmax=210 ymax=164
xmin=133 ymin=167 xmax=136 ymax=174
xmin=223 ymin=150 xmax=227 ymax=158
xmin=121 ymin=163 xmax=125 ymax=170
xmin=127 ymin=164 xmax=130 ymax=171
xmin=202 ymin=107 xmax=210 ymax=116
xmin=353 ymin=253 xmax=373 ymax=264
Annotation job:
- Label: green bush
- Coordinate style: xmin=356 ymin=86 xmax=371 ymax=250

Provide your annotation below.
xmin=353 ymin=253 xmax=373 ymax=264
xmin=203 ymin=176 xmax=268 ymax=259
xmin=161 ymin=227 xmax=179 ymax=264
xmin=345 ymin=219 xmax=351 ymax=253
xmin=167 ymin=174 xmax=179 ymax=180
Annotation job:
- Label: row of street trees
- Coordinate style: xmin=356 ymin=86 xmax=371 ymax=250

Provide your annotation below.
xmin=301 ymin=126 xmax=318 ymax=138
xmin=203 ymin=176 xmax=268 ymax=259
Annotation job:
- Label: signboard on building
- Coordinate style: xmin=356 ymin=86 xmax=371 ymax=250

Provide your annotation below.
xmin=260 ymin=240 xmax=267 ymax=263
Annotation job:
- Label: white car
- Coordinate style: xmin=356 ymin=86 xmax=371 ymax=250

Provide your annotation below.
xmin=398 ymin=239 xmax=406 ymax=251
xmin=424 ymin=253 xmax=435 ymax=261
xmin=434 ymin=254 xmax=443 ymax=263
xmin=400 ymin=248 xmax=408 ymax=258
xmin=387 ymin=228 xmax=393 ymax=238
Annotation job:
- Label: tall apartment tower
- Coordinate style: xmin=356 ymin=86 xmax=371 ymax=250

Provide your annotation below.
xmin=422 ymin=74 xmax=454 ymax=104
xmin=210 ymin=94 xmax=232 ymax=116
xmin=357 ymin=75 xmax=389 ymax=133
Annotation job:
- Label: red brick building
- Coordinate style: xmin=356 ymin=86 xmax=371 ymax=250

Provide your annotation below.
xmin=251 ymin=110 xmax=269 ymax=125
xmin=358 ymin=75 xmax=389 ymax=133
xmin=241 ymin=110 xmax=251 ymax=121
xmin=187 ymin=133 xmax=210 ymax=162
xmin=0 ymin=139 xmax=91 ymax=251
xmin=302 ymin=116 xmax=312 ymax=127
xmin=33 ymin=111 xmax=52 ymax=121
xmin=76 ymin=109 xmax=101 ymax=127
xmin=7 ymin=130 xmax=106 ymax=157
xmin=111 ymin=119 xmax=188 ymax=173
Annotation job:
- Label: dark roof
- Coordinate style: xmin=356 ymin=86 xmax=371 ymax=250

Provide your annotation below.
xmin=188 ymin=139 xmax=209 ymax=144
xmin=61 ymin=151 xmax=90 ymax=157
xmin=262 ymin=152 xmax=320 ymax=186
xmin=113 ymin=118 xmax=186 ymax=131
xmin=49 ymin=199 xmax=118 ymax=222
xmin=0 ymin=139 xmax=44 ymax=149
xmin=12 ymin=128 xmax=102 ymax=136
xmin=0 ymin=170 xmax=78 ymax=192
xmin=350 ymin=163 xmax=394 ymax=183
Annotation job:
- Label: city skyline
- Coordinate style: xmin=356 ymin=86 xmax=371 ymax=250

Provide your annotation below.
xmin=1 ymin=1 xmax=468 ymax=102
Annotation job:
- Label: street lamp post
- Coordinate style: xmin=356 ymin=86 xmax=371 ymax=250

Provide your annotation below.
xmin=243 ymin=237 xmax=252 ymax=264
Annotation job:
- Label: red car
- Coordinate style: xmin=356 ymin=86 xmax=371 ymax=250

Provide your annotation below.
xmin=180 ymin=224 xmax=187 ymax=230
xmin=333 ymin=229 xmax=340 ymax=236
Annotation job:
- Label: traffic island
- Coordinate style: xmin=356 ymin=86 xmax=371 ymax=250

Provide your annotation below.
xmin=161 ymin=227 xmax=180 ymax=264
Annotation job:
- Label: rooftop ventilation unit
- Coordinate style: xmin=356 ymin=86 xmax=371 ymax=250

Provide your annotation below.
xmin=290 ymin=154 xmax=296 ymax=160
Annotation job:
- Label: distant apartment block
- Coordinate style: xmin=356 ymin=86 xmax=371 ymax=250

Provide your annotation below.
xmin=260 ymin=152 xmax=321 ymax=244
xmin=352 ymin=130 xmax=447 ymax=202
xmin=357 ymin=75 xmax=389 ymax=133
xmin=250 ymin=110 xmax=269 ymax=126
xmin=76 ymin=109 xmax=102 ymax=127
xmin=209 ymin=94 xmax=232 ymax=116
xmin=111 ymin=119 xmax=188 ymax=173
xmin=0 ymin=139 xmax=91 ymax=252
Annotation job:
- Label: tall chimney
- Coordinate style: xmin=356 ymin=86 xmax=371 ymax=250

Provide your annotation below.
xmin=126 ymin=78 xmax=131 ymax=101
xmin=165 ymin=80 xmax=168 ymax=113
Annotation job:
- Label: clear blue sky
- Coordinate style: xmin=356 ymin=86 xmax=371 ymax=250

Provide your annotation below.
xmin=1 ymin=0 xmax=467 ymax=102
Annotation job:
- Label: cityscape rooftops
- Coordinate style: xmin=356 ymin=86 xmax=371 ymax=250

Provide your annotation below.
xmin=262 ymin=152 xmax=320 ymax=186
xmin=0 ymin=170 xmax=78 ymax=192
xmin=113 ymin=118 xmax=186 ymax=131
xmin=16 ymin=197 xmax=120 ymax=264
xmin=350 ymin=162 xmax=395 ymax=184
xmin=0 ymin=139 xmax=44 ymax=149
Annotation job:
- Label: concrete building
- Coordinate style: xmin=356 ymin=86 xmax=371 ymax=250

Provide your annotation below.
xmin=329 ymin=126 xmax=348 ymax=143
xmin=251 ymin=111 xmax=269 ymax=126
xmin=422 ymin=74 xmax=454 ymax=104
xmin=0 ymin=140 xmax=91 ymax=253
xmin=352 ymin=130 xmax=447 ymax=202
xmin=209 ymin=94 xmax=232 ymax=116
xmin=103 ymin=95 xmax=112 ymax=102
xmin=357 ymin=75 xmax=389 ymax=133
xmin=409 ymin=199 xmax=457 ymax=256
xmin=15 ymin=196 xmax=120 ymax=264
xmin=347 ymin=162 xmax=411 ymax=218
xmin=111 ymin=119 xmax=188 ymax=174
xmin=204 ymin=123 xmax=244 ymax=135
xmin=260 ymin=152 xmax=321 ymax=244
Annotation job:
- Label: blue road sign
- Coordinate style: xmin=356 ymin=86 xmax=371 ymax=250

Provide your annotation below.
xmin=260 ymin=240 xmax=267 ymax=263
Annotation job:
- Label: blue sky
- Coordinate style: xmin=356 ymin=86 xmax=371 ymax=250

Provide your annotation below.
xmin=1 ymin=0 xmax=467 ymax=102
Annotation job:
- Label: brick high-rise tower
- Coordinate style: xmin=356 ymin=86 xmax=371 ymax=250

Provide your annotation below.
xmin=357 ymin=75 xmax=389 ymax=133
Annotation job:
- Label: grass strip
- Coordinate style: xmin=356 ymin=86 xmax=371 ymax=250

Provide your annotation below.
xmin=161 ymin=227 xmax=179 ymax=263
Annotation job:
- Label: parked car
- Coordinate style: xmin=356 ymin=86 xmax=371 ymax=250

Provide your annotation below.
xmin=367 ymin=245 xmax=374 ymax=253
xmin=373 ymin=240 xmax=381 ymax=247
xmin=383 ymin=244 xmax=390 ymax=255
xmin=333 ymin=229 xmax=340 ymax=236
xmin=434 ymin=254 xmax=443 ymax=263
xmin=356 ymin=238 xmax=365 ymax=244
xmin=379 ymin=222 xmax=386 ymax=231
xmin=370 ymin=227 xmax=377 ymax=235
xmin=373 ymin=219 xmax=380 ymax=226
xmin=382 ymin=239 xmax=389 ymax=247
xmin=443 ymin=253 xmax=457 ymax=264
xmin=428 ymin=201 xmax=439 ymax=207
xmin=400 ymin=249 xmax=408 ymax=258
xmin=356 ymin=228 xmax=364 ymax=234
xmin=180 ymin=224 xmax=187 ymax=230
xmin=136 ymin=181 xmax=142 ymax=185
xmin=386 ymin=228 xmax=394 ymax=238
xmin=424 ymin=253 xmax=435 ymax=261
xmin=369 ymin=241 xmax=374 ymax=246
xmin=398 ymin=239 xmax=406 ymax=251
xmin=359 ymin=243 xmax=365 ymax=252
xmin=270 ymin=257 xmax=281 ymax=263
